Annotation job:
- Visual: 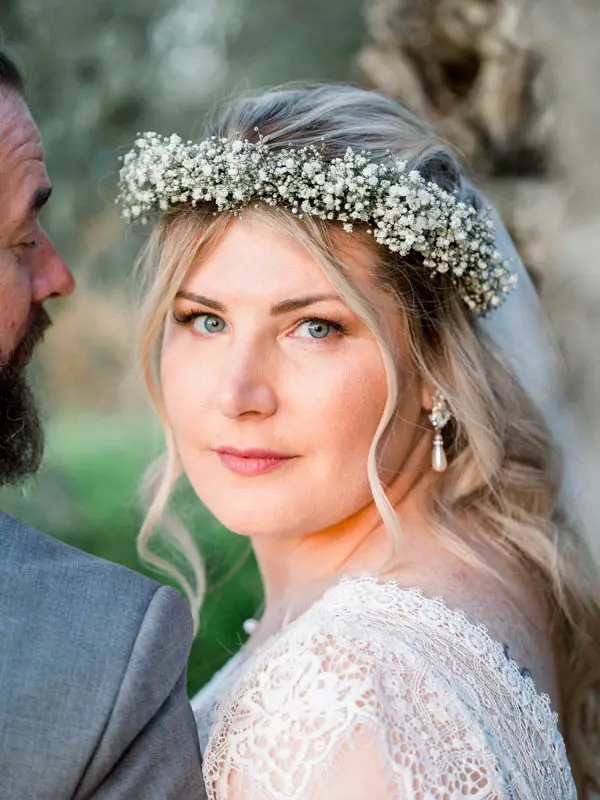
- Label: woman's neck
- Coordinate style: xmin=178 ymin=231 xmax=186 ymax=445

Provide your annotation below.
xmin=250 ymin=429 xmax=435 ymax=622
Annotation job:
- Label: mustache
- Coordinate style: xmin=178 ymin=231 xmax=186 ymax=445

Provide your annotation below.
xmin=7 ymin=306 xmax=53 ymax=372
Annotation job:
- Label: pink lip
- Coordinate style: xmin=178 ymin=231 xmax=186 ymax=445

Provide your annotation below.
xmin=214 ymin=447 xmax=295 ymax=476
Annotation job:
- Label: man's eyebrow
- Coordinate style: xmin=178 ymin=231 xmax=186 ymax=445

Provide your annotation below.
xmin=29 ymin=185 xmax=52 ymax=214
xmin=175 ymin=291 xmax=342 ymax=315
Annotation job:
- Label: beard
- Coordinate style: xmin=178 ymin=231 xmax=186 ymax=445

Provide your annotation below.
xmin=0 ymin=307 xmax=52 ymax=487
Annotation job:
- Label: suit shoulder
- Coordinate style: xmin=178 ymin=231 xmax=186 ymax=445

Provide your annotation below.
xmin=0 ymin=510 xmax=190 ymax=644
xmin=0 ymin=510 xmax=155 ymax=594
xmin=0 ymin=513 xmax=196 ymax=793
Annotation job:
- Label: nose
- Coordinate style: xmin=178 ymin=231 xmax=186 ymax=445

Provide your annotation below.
xmin=216 ymin=345 xmax=278 ymax=420
xmin=30 ymin=228 xmax=75 ymax=303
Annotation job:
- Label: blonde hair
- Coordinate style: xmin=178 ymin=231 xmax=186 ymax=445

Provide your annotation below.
xmin=135 ymin=84 xmax=600 ymax=796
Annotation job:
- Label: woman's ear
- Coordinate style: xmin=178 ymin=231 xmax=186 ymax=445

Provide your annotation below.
xmin=421 ymin=383 xmax=434 ymax=412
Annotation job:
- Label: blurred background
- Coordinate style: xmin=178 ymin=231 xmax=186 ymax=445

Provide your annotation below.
xmin=1 ymin=0 xmax=599 ymax=696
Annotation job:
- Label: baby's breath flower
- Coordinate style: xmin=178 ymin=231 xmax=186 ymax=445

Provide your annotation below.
xmin=116 ymin=132 xmax=517 ymax=314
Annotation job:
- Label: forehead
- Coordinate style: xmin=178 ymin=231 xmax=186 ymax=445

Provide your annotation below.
xmin=0 ymin=90 xmax=48 ymax=233
xmin=182 ymin=215 xmax=377 ymax=301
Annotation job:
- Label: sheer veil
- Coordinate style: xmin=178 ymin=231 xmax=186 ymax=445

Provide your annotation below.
xmin=477 ymin=198 xmax=583 ymax=511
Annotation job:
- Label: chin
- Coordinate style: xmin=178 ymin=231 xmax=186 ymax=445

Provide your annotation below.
xmin=191 ymin=481 xmax=283 ymax=531
xmin=211 ymin=511 xmax=292 ymax=539
xmin=191 ymin=482 xmax=309 ymax=539
xmin=198 ymin=486 xmax=365 ymax=542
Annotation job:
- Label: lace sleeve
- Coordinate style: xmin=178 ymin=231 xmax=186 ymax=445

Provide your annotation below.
xmin=202 ymin=623 xmax=506 ymax=800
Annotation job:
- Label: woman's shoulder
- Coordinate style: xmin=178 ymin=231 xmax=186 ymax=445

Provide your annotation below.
xmin=390 ymin=547 xmax=560 ymax=704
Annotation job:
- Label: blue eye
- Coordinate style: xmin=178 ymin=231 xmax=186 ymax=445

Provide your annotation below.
xmin=20 ymin=240 xmax=38 ymax=250
xmin=192 ymin=313 xmax=227 ymax=334
xmin=296 ymin=318 xmax=346 ymax=340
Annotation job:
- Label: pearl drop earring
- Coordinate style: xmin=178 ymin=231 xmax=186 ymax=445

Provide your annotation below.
xmin=428 ymin=391 xmax=451 ymax=472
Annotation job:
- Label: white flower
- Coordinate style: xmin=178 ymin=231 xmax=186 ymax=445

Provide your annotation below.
xmin=388 ymin=184 xmax=408 ymax=198
xmin=116 ymin=132 xmax=515 ymax=314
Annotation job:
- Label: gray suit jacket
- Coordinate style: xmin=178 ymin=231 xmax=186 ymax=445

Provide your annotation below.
xmin=0 ymin=511 xmax=207 ymax=799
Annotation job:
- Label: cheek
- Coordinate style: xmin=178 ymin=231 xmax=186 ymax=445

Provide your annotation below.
xmin=0 ymin=252 xmax=31 ymax=356
xmin=307 ymin=347 xmax=389 ymax=480
xmin=159 ymin=333 xmax=228 ymax=474
xmin=318 ymin=347 xmax=419 ymax=482
xmin=322 ymin=365 xmax=386 ymax=441
xmin=160 ymin=340 xmax=209 ymax=431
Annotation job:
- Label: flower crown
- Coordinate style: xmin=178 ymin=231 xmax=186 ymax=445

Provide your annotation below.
xmin=117 ymin=131 xmax=517 ymax=314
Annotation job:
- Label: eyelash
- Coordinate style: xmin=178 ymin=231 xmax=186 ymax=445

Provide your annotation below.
xmin=172 ymin=310 xmax=350 ymax=339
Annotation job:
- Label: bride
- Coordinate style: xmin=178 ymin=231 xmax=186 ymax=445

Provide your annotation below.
xmin=118 ymin=85 xmax=600 ymax=798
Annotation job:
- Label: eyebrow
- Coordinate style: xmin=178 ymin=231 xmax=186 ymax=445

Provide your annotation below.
xmin=175 ymin=291 xmax=343 ymax=316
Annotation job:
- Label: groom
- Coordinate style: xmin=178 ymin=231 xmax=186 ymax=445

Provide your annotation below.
xmin=0 ymin=48 xmax=206 ymax=798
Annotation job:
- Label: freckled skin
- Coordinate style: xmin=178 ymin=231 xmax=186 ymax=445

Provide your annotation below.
xmin=0 ymin=88 xmax=74 ymax=361
xmin=160 ymin=216 xmax=435 ymax=607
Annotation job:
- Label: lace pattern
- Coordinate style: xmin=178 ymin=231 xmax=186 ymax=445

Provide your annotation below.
xmin=193 ymin=575 xmax=576 ymax=800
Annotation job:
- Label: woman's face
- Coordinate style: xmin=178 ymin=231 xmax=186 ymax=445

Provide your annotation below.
xmin=160 ymin=215 xmax=426 ymax=538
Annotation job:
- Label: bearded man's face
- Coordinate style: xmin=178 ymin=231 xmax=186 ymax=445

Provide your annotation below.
xmin=0 ymin=87 xmax=75 ymax=486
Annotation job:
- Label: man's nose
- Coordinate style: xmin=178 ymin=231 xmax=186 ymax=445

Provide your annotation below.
xmin=30 ymin=229 xmax=75 ymax=302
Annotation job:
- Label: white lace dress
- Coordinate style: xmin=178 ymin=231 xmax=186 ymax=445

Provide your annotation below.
xmin=192 ymin=575 xmax=576 ymax=799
